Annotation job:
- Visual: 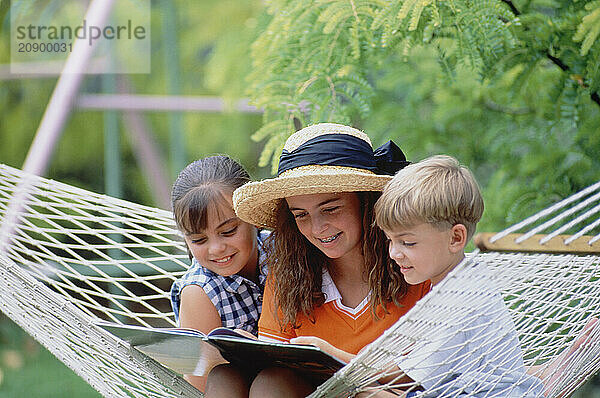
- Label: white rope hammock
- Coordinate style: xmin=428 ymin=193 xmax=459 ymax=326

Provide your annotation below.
xmin=0 ymin=164 xmax=198 ymax=397
xmin=0 ymin=163 xmax=598 ymax=397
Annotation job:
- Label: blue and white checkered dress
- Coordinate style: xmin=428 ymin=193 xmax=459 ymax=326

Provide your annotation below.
xmin=170 ymin=230 xmax=269 ymax=335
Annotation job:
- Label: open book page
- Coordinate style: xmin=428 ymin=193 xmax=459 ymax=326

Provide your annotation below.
xmin=97 ymin=321 xmax=346 ymax=381
xmin=96 ymin=321 xmax=227 ymax=375
xmin=207 ymin=335 xmax=346 ymax=382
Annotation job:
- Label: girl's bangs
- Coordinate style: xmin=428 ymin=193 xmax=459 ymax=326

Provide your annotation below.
xmin=174 ymin=187 xmax=232 ymax=235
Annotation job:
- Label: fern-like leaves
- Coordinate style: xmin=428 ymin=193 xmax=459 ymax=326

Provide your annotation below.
xmin=248 ymin=0 xmax=598 ymax=173
xmin=573 ymin=1 xmax=600 ymax=56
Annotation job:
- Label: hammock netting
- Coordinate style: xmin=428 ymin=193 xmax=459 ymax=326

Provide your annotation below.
xmin=0 ymin=163 xmax=598 ymax=397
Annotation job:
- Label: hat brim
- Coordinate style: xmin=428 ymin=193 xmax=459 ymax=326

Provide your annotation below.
xmin=233 ymin=166 xmax=391 ymax=228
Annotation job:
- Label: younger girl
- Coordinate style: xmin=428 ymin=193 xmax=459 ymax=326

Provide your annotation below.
xmin=169 ymin=155 xmax=269 ymax=391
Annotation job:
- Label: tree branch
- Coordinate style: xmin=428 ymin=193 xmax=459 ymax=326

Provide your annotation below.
xmin=500 ymin=0 xmax=600 ymax=108
xmin=500 ymin=0 xmax=520 ymax=16
xmin=546 ymin=53 xmax=568 ymax=72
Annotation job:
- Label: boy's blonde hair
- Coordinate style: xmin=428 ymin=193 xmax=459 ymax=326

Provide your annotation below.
xmin=375 ymin=155 xmax=484 ymax=240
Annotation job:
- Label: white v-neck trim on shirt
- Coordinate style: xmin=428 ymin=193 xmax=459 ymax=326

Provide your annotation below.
xmin=322 ymin=268 xmax=370 ymax=317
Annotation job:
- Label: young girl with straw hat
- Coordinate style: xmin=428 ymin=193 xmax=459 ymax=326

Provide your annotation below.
xmin=203 ymin=123 xmax=429 ymax=396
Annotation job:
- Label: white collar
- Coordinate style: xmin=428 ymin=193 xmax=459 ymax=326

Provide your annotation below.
xmin=321 ymin=268 xmax=371 ymax=315
xmin=321 ymin=267 xmax=342 ymax=303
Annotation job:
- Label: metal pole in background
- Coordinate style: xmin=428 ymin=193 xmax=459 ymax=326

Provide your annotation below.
xmin=20 ymin=0 xmax=116 ymax=177
xmin=117 ymin=77 xmax=172 ymax=210
xmin=0 ymin=0 xmax=116 ymax=253
xmin=161 ymin=0 xmax=186 ymax=180
xmin=103 ymin=69 xmax=127 ymax=322
xmin=103 ymin=77 xmax=122 ymax=200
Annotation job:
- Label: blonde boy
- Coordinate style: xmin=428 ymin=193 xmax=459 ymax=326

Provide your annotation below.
xmin=375 ymin=154 xmax=484 ymax=287
xmin=373 ymin=155 xmax=544 ymax=397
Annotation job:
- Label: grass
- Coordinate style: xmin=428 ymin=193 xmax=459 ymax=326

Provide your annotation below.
xmin=0 ymin=316 xmax=100 ymax=398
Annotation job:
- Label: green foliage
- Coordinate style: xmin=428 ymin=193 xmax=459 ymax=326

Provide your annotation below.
xmin=573 ymin=1 xmax=600 ymax=56
xmin=249 ymin=0 xmax=523 ymax=169
xmin=248 ymin=0 xmax=600 ymax=231
xmin=248 ymin=0 xmax=379 ymax=151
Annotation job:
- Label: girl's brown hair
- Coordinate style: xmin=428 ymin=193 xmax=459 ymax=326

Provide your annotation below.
xmin=266 ymin=191 xmax=409 ymax=329
xmin=171 ymin=155 xmax=251 ymax=238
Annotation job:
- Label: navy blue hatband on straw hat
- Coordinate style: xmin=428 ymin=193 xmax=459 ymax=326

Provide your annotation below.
xmin=233 ymin=123 xmax=409 ymax=228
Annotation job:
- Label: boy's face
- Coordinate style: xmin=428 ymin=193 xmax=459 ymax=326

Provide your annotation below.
xmin=383 ymin=222 xmax=466 ymax=286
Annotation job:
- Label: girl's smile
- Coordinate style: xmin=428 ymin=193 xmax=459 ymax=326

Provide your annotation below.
xmin=318 ymin=232 xmax=342 ymax=244
xmin=286 ymin=192 xmax=363 ymax=262
xmin=212 ymin=254 xmax=233 ymax=264
xmin=185 ymin=197 xmax=258 ymax=280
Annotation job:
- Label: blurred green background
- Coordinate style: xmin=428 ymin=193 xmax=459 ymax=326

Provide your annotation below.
xmin=1 ymin=0 xmax=599 ymax=396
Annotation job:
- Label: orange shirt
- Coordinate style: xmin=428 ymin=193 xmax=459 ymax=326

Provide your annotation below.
xmin=258 ymin=269 xmax=431 ymax=354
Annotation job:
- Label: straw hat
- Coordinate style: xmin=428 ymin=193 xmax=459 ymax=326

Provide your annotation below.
xmin=233 ymin=123 xmax=408 ymax=228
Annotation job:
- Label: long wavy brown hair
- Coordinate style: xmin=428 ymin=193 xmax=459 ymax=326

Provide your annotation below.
xmin=265 ymin=191 xmax=409 ymax=330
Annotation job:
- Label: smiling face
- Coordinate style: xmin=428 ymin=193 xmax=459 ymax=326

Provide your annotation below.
xmin=184 ymin=195 xmax=258 ymax=280
xmin=285 ymin=192 xmax=363 ymax=264
xmin=384 ymin=222 xmax=466 ymax=286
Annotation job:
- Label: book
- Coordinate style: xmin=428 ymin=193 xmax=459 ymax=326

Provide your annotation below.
xmin=97 ymin=321 xmax=346 ymax=381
